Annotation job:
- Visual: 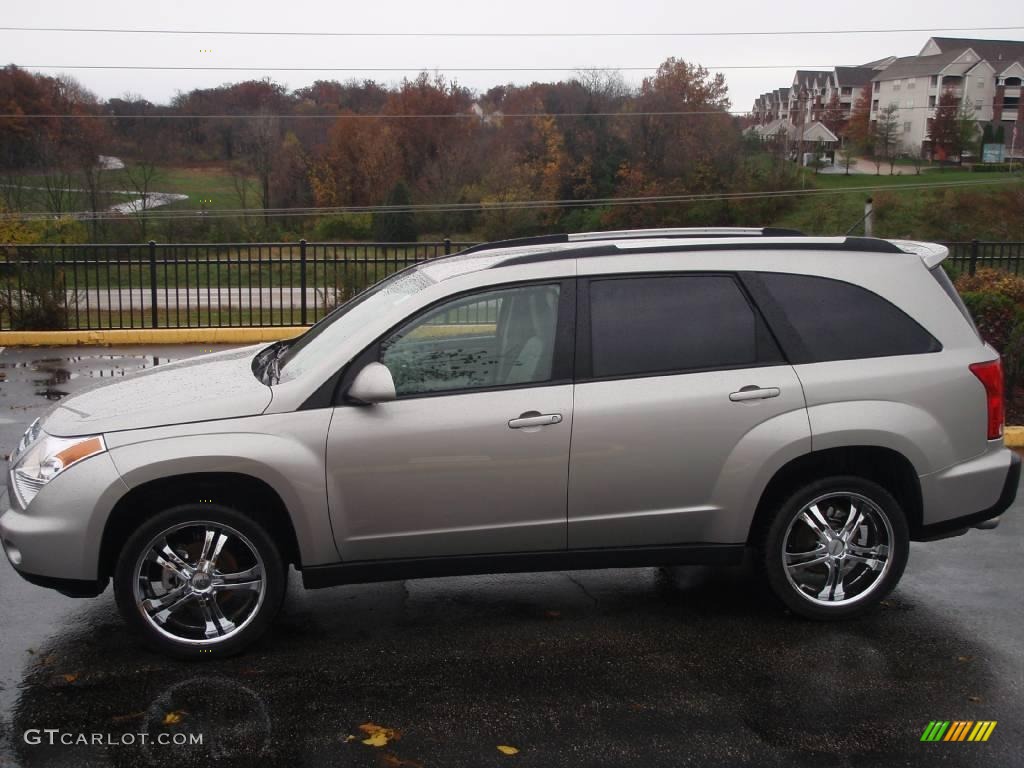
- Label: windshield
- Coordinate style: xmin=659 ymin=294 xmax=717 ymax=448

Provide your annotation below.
xmin=274 ymin=265 xmax=437 ymax=383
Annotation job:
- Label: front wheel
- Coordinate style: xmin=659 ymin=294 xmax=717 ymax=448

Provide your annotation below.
xmin=114 ymin=504 xmax=286 ymax=659
xmin=758 ymin=476 xmax=909 ymax=620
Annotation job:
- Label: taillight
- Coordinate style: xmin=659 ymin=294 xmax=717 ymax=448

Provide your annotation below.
xmin=969 ymin=360 xmax=1004 ymax=440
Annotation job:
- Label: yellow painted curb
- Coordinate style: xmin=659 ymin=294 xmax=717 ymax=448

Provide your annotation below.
xmin=1004 ymin=426 xmax=1024 ymax=448
xmin=0 ymin=327 xmax=307 ymax=346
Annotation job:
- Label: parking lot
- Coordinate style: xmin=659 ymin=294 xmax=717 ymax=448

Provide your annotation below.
xmin=0 ymin=345 xmax=1020 ymax=767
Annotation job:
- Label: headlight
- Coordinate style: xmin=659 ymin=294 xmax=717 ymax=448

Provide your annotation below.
xmin=9 ymin=426 xmax=106 ymax=508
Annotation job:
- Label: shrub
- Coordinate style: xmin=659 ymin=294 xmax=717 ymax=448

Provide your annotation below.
xmin=312 ymin=214 xmax=373 ymax=241
xmin=0 ymin=251 xmax=72 ymax=330
xmin=960 ymin=291 xmax=1017 ymax=351
xmin=371 ymin=181 xmax=418 ymax=242
xmin=955 ymin=268 xmax=1024 ymax=305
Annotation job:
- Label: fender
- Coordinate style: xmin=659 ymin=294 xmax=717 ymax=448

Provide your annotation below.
xmin=104 ymin=412 xmax=340 ymax=567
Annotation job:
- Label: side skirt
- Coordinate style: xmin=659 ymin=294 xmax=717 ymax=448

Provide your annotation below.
xmin=301 ymin=544 xmax=745 ymax=589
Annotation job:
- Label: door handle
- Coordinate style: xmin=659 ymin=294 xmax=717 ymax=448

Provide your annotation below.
xmin=508 ymin=412 xmax=563 ymax=429
xmin=729 ymin=386 xmax=781 ymax=402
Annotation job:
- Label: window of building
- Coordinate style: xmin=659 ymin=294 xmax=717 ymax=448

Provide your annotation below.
xmin=903 ymin=121 xmax=912 ymax=133
xmin=931 ymin=75 xmax=939 ymax=87
xmin=872 ymin=99 xmax=879 ymax=111
xmin=907 ymin=78 xmax=916 ymax=89
xmin=905 ymin=99 xmax=915 ymax=109
xmin=975 ymin=99 xmax=983 ymax=110
xmin=1006 ymin=77 xmax=1022 ymax=87
xmin=587 ymin=276 xmax=779 ymax=379
xmin=929 ymin=95 xmax=937 ymax=108
xmin=977 ymin=77 xmax=985 ymax=88
xmin=873 ymin=82 xmax=881 ymax=92
xmin=893 ymin=79 xmax=902 ymax=91
xmin=841 ymin=86 xmax=852 ymax=95
xmin=747 ymin=273 xmax=940 ymax=364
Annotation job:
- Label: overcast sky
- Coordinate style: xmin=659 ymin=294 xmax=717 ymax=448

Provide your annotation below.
xmin=2 ymin=0 xmax=1019 ymax=112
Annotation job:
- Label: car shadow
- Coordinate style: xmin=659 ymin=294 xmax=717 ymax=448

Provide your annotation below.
xmin=7 ymin=562 xmax=1013 ymax=768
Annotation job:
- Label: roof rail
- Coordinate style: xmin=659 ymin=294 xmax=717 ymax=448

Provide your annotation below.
xmin=456 ymin=227 xmax=805 ymax=257
xmin=567 ymin=227 xmax=805 ymax=242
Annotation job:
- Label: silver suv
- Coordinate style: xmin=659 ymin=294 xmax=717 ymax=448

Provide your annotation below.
xmin=2 ymin=228 xmax=1017 ymax=658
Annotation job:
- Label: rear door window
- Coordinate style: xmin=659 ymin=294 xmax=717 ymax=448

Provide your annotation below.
xmin=586 ymin=275 xmax=781 ymax=379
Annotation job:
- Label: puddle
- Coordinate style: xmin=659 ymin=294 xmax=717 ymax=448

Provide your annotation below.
xmin=0 ymin=354 xmax=179 ymax=402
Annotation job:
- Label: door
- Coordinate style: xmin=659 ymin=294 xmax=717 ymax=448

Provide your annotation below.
xmin=568 ymin=273 xmax=808 ymax=549
xmin=326 ymin=281 xmax=575 ymax=561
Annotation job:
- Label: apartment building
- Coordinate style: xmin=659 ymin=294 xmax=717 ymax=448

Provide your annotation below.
xmin=750 ymin=37 xmax=1024 ymax=157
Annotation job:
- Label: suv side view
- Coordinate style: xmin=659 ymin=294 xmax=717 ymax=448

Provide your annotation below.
xmin=2 ymin=228 xmax=1017 ymax=658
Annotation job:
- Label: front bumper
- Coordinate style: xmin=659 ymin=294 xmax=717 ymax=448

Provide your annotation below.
xmin=915 ymin=450 xmax=1020 ymax=541
xmin=1 ymin=452 xmax=127 ymax=594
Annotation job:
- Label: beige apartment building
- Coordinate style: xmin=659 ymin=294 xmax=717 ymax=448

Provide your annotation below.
xmin=751 ymin=36 xmax=1024 ymax=158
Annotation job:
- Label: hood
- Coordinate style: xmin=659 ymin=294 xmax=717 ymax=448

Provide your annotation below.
xmin=43 ymin=345 xmax=273 ymax=436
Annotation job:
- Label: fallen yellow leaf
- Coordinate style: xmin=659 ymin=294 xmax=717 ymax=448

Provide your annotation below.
xmin=358 ymin=722 xmax=398 ymax=747
xmin=62 ymin=673 xmax=78 ymax=683
xmin=163 ymin=711 xmax=187 ymax=725
xmin=497 ymin=745 xmax=519 ymax=755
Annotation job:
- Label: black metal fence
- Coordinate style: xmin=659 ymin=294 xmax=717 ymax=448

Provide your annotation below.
xmin=2 ymin=238 xmax=1024 ymax=331
xmin=0 ymin=240 xmax=474 ymax=331
xmin=945 ymin=240 xmax=1024 ymax=276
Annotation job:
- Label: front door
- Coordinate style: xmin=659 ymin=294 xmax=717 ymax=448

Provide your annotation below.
xmin=326 ymin=281 xmax=575 ymax=561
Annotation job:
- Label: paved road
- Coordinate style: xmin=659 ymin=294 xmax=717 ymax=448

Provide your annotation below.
xmin=0 ymin=345 xmax=1021 ymax=767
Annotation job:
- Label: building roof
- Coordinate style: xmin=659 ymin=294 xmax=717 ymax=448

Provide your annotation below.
xmin=834 ymin=66 xmax=877 ymax=88
xmin=928 ymin=37 xmax=1024 ymax=64
xmin=871 ymin=50 xmax=966 ymax=80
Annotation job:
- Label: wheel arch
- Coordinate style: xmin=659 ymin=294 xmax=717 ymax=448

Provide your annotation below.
xmin=747 ymin=446 xmax=924 ymax=544
xmin=99 ymin=472 xmax=302 ymax=580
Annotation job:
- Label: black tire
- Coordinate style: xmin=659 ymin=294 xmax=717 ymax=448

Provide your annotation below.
xmin=114 ymin=503 xmax=286 ymax=659
xmin=756 ymin=476 xmax=909 ymax=620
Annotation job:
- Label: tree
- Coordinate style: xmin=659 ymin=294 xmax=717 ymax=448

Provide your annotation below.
xmin=874 ymin=104 xmax=901 ymax=175
xmin=821 ymin=92 xmax=848 ymax=139
xmin=372 ymin=181 xmax=417 ymax=242
xmin=928 ymin=88 xmax=975 ymax=163
xmin=837 ymin=145 xmax=856 ymax=175
xmin=846 ymin=84 xmax=874 ymax=155
xmin=955 ymin=99 xmax=980 ymax=162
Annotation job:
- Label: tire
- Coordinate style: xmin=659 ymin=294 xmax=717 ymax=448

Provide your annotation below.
xmin=757 ymin=476 xmax=909 ymax=620
xmin=114 ymin=503 xmax=286 ymax=659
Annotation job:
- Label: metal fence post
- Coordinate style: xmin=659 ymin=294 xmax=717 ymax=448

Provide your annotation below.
xmin=444 ymin=237 xmax=452 ymax=256
xmin=299 ymin=239 xmax=308 ymax=325
xmin=969 ymin=239 xmax=979 ymax=276
xmin=148 ymin=240 xmax=158 ymax=328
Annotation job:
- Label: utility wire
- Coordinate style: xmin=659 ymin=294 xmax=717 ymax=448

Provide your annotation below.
xmin=15 ymin=63 xmax=835 ymax=72
xmin=3 ymin=178 xmax=1019 ymax=223
xmin=1 ymin=24 xmax=1021 ymax=38
xmin=0 ymin=104 xmax=981 ymax=119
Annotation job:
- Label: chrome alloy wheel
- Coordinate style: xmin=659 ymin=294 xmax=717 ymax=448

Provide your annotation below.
xmin=782 ymin=492 xmax=894 ymax=606
xmin=132 ymin=521 xmax=267 ymax=645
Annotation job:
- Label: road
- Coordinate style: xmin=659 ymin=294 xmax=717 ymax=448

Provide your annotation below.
xmin=0 ymin=345 xmax=1021 ymax=767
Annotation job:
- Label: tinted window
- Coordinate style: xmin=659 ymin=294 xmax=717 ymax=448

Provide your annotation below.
xmin=380 ymin=284 xmax=560 ymax=396
xmin=930 ymin=265 xmax=980 ymax=338
xmin=753 ymin=272 xmax=940 ymax=363
xmin=589 ymin=275 xmax=772 ymax=378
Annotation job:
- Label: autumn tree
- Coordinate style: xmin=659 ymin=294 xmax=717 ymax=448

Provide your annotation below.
xmin=821 ymin=92 xmax=848 ymax=139
xmin=372 ymin=181 xmax=417 ymax=242
xmin=874 ymin=104 xmax=901 ymax=175
xmin=928 ymin=89 xmax=977 ymax=163
xmin=846 ymin=84 xmax=874 ymax=155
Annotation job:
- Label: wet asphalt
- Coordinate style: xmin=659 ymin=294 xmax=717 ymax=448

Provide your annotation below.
xmin=0 ymin=345 xmax=1021 ymax=767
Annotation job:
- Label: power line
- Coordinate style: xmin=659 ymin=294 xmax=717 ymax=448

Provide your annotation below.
xmin=1 ymin=24 xmax=1021 ymax=38
xmin=3 ymin=178 xmax=1019 ymax=223
xmin=16 ymin=63 xmax=836 ymax=72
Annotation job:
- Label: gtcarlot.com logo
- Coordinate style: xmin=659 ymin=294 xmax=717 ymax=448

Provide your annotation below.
xmin=920 ymin=721 xmax=997 ymax=742
xmin=24 ymin=729 xmax=203 ymax=747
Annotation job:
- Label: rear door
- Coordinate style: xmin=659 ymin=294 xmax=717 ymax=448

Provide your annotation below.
xmin=567 ymin=272 xmax=808 ymax=548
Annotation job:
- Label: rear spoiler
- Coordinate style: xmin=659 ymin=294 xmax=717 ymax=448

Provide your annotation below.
xmin=889 ymin=240 xmax=949 ymax=269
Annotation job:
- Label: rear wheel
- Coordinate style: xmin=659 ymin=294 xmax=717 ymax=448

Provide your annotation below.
xmin=758 ymin=476 xmax=909 ymax=619
xmin=114 ymin=504 xmax=286 ymax=659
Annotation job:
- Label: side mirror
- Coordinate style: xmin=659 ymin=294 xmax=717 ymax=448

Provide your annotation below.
xmin=347 ymin=362 xmax=397 ymax=404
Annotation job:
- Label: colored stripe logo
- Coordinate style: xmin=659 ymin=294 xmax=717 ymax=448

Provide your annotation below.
xmin=921 ymin=721 xmax=997 ymax=742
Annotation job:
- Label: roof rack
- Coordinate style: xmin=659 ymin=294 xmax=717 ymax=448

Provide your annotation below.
xmin=456 ymin=227 xmax=805 ymax=256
